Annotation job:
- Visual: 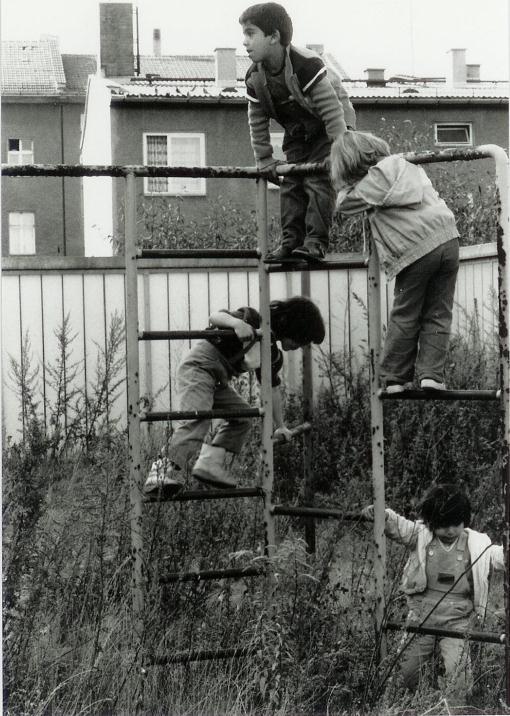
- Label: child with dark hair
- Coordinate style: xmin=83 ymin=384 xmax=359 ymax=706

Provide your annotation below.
xmin=144 ymin=296 xmax=325 ymax=494
xmin=240 ymin=2 xmax=356 ymax=262
xmin=332 ymin=130 xmax=460 ymax=392
xmin=362 ymin=484 xmax=504 ymax=702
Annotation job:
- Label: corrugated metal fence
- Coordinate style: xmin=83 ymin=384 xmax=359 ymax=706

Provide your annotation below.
xmin=1 ymin=243 xmax=498 ymax=441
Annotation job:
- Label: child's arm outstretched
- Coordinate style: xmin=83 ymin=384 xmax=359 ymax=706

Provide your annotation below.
xmin=272 ymin=387 xmax=293 ymax=442
xmin=361 ymin=504 xmax=423 ymax=548
xmin=209 ymin=310 xmax=256 ymax=342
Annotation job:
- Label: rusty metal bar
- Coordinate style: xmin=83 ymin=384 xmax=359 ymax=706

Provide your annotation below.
xmin=300 ymin=270 xmax=316 ymax=553
xmin=272 ymin=505 xmax=366 ymax=520
xmin=257 ymin=179 xmax=276 ymax=557
xmin=139 ymin=248 xmax=260 ymax=259
xmin=367 ymin=237 xmax=387 ymax=661
xmin=143 ymin=486 xmax=264 ymax=503
xmin=265 ymin=256 xmax=369 ymax=272
xmin=124 ymin=172 xmax=144 ymax=638
xmin=380 ymin=389 xmax=500 ymax=401
xmin=141 ymin=407 xmax=262 ymax=422
xmin=148 ymin=646 xmax=253 ymax=666
xmin=139 ymin=329 xmax=253 ymax=341
xmin=160 ymin=566 xmax=264 ymax=584
xmin=385 ymin=621 xmax=505 ymax=645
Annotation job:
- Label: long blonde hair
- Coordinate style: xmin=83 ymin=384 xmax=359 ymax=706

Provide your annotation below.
xmin=330 ymin=130 xmax=391 ymax=189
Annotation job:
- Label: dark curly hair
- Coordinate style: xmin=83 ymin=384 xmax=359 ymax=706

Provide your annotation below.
xmin=239 ymin=2 xmax=293 ymax=46
xmin=419 ymin=483 xmax=471 ymax=530
xmin=270 ymin=296 xmax=325 ymax=345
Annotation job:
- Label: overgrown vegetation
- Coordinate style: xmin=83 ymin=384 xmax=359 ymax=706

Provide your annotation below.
xmin=3 ymin=305 xmax=506 ymax=714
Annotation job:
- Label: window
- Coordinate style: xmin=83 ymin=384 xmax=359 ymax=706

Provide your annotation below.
xmin=268 ymin=131 xmax=285 ymax=190
xmin=143 ymin=133 xmax=206 ymax=195
xmin=9 ymin=212 xmax=35 ymax=254
xmin=434 ymin=123 xmax=473 ymax=146
xmin=7 ymin=138 xmax=34 ymax=164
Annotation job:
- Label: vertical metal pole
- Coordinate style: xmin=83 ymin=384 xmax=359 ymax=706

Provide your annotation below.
xmin=257 ymin=179 xmax=276 ymax=556
xmin=125 ymin=171 xmax=144 ymax=637
xmin=300 ymin=269 xmax=316 ymax=553
xmin=367 ymin=237 xmax=387 ymax=659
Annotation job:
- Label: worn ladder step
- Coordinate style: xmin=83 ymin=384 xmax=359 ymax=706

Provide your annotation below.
xmin=385 ymin=621 xmax=505 ymax=645
xmin=144 ymin=486 xmax=264 ymax=503
xmin=160 ymin=566 xmax=264 ymax=584
xmin=272 ymin=504 xmax=363 ymax=520
xmin=265 ymin=256 xmax=368 ymax=273
xmin=379 ymin=389 xmax=500 ymax=401
xmin=139 ymin=329 xmax=256 ymax=341
xmin=147 ymin=646 xmax=254 ymax=666
xmin=138 ymin=248 xmax=259 ymax=259
xmin=142 ymin=407 xmax=263 ymax=422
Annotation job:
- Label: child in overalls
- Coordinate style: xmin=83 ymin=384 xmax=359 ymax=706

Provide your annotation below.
xmin=362 ymin=484 xmax=504 ymax=702
xmin=331 ymin=130 xmax=460 ymax=393
xmin=144 ymin=296 xmax=325 ymax=494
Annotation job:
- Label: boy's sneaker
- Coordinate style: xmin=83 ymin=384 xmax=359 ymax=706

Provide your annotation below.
xmin=192 ymin=444 xmax=237 ymax=489
xmin=420 ymin=378 xmax=446 ymax=391
xmin=265 ymin=245 xmax=295 ymax=261
xmin=385 ymin=383 xmax=405 ymax=394
xmin=144 ymin=458 xmax=183 ymax=494
xmin=291 ymin=245 xmax=326 ymax=262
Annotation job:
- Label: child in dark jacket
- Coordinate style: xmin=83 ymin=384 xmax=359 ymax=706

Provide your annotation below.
xmin=362 ymin=484 xmax=504 ymax=702
xmin=332 ymin=130 xmax=460 ymax=392
xmin=240 ymin=2 xmax=356 ymax=262
xmin=144 ymin=296 xmax=325 ymax=494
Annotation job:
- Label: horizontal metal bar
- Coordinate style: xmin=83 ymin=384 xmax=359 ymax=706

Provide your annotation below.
xmin=147 ymin=646 xmax=254 ymax=666
xmin=274 ymin=421 xmax=312 ymax=444
xmin=265 ymin=257 xmax=369 ymax=273
xmin=139 ymin=329 xmax=261 ymax=341
xmin=139 ymin=248 xmax=260 ymax=259
xmin=379 ymin=389 xmax=500 ymax=401
xmin=385 ymin=621 xmax=505 ymax=645
xmin=160 ymin=566 xmax=264 ymax=584
xmin=144 ymin=486 xmax=264 ymax=503
xmin=141 ymin=407 xmax=263 ymax=422
xmin=272 ymin=504 xmax=365 ymax=520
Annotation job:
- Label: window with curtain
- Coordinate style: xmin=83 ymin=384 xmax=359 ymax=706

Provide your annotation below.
xmin=144 ymin=133 xmax=206 ymax=195
xmin=9 ymin=212 xmax=35 ymax=254
xmin=7 ymin=138 xmax=34 ymax=165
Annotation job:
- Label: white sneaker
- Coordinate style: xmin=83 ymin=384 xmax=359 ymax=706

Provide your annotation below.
xmin=420 ymin=378 xmax=446 ymax=391
xmin=144 ymin=458 xmax=183 ymax=494
xmin=385 ymin=383 xmax=405 ymax=394
xmin=192 ymin=444 xmax=237 ymax=489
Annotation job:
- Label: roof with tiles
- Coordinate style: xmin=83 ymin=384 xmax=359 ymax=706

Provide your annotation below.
xmin=139 ymin=54 xmax=252 ymax=80
xmin=62 ymin=54 xmax=97 ymax=92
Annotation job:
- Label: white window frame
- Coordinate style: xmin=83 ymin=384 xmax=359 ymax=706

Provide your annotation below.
xmin=434 ymin=122 xmax=473 ymax=147
xmin=268 ymin=131 xmax=285 ymax=190
xmin=7 ymin=138 xmax=34 ymax=165
xmin=8 ymin=212 xmax=35 ymax=254
xmin=143 ymin=132 xmax=206 ymax=196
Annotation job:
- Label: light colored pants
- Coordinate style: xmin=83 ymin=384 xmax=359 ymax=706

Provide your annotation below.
xmin=169 ymin=341 xmax=252 ymax=469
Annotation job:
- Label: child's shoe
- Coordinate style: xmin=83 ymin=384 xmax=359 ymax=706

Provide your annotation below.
xmin=420 ymin=378 xmax=446 ymax=391
xmin=192 ymin=444 xmax=237 ymax=489
xmin=144 ymin=458 xmax=183 ymax=494
xmin=291 ymin=244 xmax=326 ymax=262
xmin=265 ymin=245 xmax=295 ymax=261
xmin=384 ymin=382 xmax=405 ymax=394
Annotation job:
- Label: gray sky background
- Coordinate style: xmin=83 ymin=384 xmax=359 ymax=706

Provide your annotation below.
xmin=1 ymin=0 xmax=508 ymax=80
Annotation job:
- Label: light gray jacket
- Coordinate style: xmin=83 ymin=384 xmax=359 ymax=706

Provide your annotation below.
xmin=336 ymin=155 xmax=459 ymax=279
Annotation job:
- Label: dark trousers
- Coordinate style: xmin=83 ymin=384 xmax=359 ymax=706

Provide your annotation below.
xmin=380 ymin=238 xmax=460 ymax=384
xmin=280 ymin=134 xmax=335 ymax=251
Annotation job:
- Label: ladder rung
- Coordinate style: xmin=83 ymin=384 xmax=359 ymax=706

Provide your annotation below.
xmin=139 ymin=329 xmax=259 ymax=341
xmin=264 ymin=256 xmax=368 ymax=273
xmin=272 ymin=504 xmax=364 ymax=520
xmin=138 ymin=249 xmax=259 ymax=260
xmin=379 ymin=389 xmax=500 ymax=401
xmin=144 ymin=486 xmax=264 ymax=502
xmin=147 ymin=646 xmax=254 ymax=666
xmin=385 ymin=621 xmax=505 ymax=645
xmin=160 ymin=566 xmax=264 ymax=584
xmin=141 ymin=407 xmax=263 ymax=422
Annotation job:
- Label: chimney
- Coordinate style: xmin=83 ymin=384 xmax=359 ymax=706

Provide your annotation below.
xmin=214 ymin=48 xmax=237 ymax=89
xmin=447 ymin=48 xmax=467 ymax=87
xmin=100 ymin=3 xmax=134 ymax=77
xmin=466 ymin=63 xmax=480 ymax=82
xmin=364 ymin=68 xmax=386 ymax=87
xmin=153 ymin=28 xmax=161 ymax=57
xmin=306 ymin=43 xmax=324 ymax=56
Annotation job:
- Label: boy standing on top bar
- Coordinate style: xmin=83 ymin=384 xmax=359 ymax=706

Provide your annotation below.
xmin=240 ymin=2 xmax=356 ymax=262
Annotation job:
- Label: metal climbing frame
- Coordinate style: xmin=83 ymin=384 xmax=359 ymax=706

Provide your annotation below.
xmin=2 ymin=146 xmax=509 ymax=697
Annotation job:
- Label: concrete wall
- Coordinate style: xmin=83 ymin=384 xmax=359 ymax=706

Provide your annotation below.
xmin=1 ymin=100 xmax=86 ymax=256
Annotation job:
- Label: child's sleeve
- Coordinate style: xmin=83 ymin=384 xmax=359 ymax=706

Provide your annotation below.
xmin=247 ymin=98 xmax=275 ymax=169
xmin=336 ymin=163 xmax=396 ymax=215
xmin=384 ymin=509 xmax=422 ymax=548
xmin=489 ymin=544 xmax=505 ymax=571
xmin=307 ymin=77 xmax=347 ymax=141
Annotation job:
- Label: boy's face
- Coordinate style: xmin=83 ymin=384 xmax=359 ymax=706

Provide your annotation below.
xmin=434 ymin=523 xmax=465 ymax=544
xmin=241 ymin=22 xmax=276 ymax=63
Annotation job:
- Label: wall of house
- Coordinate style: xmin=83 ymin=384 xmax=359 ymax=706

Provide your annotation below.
xmin=1 ymin=244 xmax=499 ymax=441
xmin=1 ymin=100 xmax=85 ymax=256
